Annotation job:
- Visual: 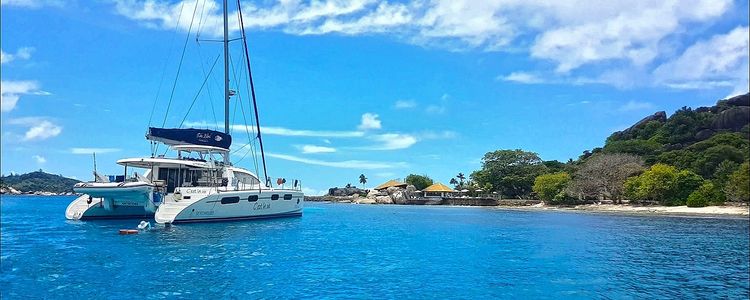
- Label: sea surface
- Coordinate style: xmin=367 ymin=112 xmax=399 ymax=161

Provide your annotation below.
xmin=1 ymin=195 xmax=748 ymax=299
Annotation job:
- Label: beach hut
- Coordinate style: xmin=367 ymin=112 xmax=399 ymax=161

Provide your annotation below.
xmin=374 ymin=179 xmax=407 ymax=191
xmin=423 ymin=183 xmax=454 ymax=198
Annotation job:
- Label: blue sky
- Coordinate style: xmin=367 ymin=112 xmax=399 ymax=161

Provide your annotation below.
xmin=1 ymin=0 xmax=748 ymax=195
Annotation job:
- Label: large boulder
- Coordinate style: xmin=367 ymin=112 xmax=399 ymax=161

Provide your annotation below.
xmin=366 ymin=189 xmax=379 ymax=199
xmin=405 ymin=185 xmax=417 ymax=198
xmin=610 ymin=111 xmax=667 ymax=140
xmin=391 ymin=189 xmax=407 ymax=204
xmin=712 ymin=106 xmax=750 ymax=131
xmin=695 ymin=128 xmax=715 ymax=141
xmin=375 ymin=195 xmax=393 ymax=204
xmin=357 ymin=198 xmax=376 ymax=204
xmin=723 ymin=93 xmax=750 ymax=107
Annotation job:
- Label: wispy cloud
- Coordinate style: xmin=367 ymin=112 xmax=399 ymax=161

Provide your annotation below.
xmin=6 ymin=117 xmax=62 ymax=141
xmin=618 ymin=100 xmax=655 ymax=112
xmin=70 ymin=148 xmax=122 ymax=154
xmin=267 ymin=152 xmax=406 ymax=169
xmin=357 ymin=113 xmax=381 ymax=130
xmin=362 ymin=133 xmax=417 ymax=150
xmin=0 ymin=47 xmax=33 ymax=64
xmin=1 ymin=80 xmax=51 ymax=112
xmin=184 ymin=121 xmax=365 ymax=138
xmin=112 ymin=0 xmax=741 ymax=94
xmin=394 ymin=99 xmax=417 ymax=109
xmin=498 ymin=72 xmax=544 ymax=84
xmin=298 ymin=145 xmax=336 ymax=154
xmin=33 ymin=155 xmax=46 ymax=164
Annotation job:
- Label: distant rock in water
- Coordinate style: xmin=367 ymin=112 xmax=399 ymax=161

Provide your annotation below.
xmin=328 ymin=187 xmax=367 ymax=197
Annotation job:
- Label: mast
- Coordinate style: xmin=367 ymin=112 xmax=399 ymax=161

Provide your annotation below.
xmin=222 ymin=0 xmax=230 ymax=163
xmin=238 ymin=0 xmax=269 ymax=186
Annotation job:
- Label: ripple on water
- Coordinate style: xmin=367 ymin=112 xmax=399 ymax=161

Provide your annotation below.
xmin=1 ymin=196 xmax=748 ymax=299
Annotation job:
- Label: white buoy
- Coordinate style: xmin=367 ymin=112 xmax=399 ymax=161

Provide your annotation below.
xmin=137 ymin=220 xmax=151 ymax=231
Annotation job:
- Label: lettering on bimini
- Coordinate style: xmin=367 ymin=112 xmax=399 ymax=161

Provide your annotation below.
xmin=253 ymin=202 xmax=271 ymax=210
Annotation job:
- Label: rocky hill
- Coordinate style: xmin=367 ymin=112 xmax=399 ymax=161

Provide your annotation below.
xmin=0 ymin=171 xmax=81 ymax=194
xmin=590 ymin=93 xmax=749 ymax=179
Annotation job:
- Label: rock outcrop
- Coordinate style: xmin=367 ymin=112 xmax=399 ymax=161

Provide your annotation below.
xmin=328 ymin=187 xmax=367 ymax=197
xmin=712 ymin=106 xmax=750 ymax=131
xmin=610 ymin=111 xmax=667 ymax=140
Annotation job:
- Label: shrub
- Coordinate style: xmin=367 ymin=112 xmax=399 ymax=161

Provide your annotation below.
xmin=725 ymin=162 xmax=750 ymax=203
xmin=532 ymin=172 xmax=570 ymax=202
xmin=687 ymin=182 xmax=724 ymax=207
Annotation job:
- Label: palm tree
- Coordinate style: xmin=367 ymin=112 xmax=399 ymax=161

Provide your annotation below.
xmin=359 ymin=174 xmax=367 ymax=188
xmin=456 ymin=173 xmax=466 ymax=187
xmin=449 ymin=178 xmax=459 ymax=188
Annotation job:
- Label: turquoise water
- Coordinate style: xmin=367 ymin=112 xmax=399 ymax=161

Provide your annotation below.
xmin=1 ymin=195 xmax=748 ymax=299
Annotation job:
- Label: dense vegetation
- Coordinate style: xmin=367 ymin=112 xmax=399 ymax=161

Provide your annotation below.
xmin=468 ymin=93 xmax=750 ymax=206
xmin=0 ymin=171 xmax=80 ymax=193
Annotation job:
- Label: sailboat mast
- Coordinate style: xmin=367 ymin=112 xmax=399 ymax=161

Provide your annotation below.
xmin=223 ymin=0 xmax=230 ymax=136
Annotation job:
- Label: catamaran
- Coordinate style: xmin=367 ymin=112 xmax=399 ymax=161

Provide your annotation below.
xmin=65 ymin=0 xmax=304 ymax=223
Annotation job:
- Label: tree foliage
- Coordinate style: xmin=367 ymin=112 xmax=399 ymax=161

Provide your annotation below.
xmin=687 ymin=182 xmax=724 ymax=207
xmin=624 ymin=164 xmax=703 ymax=205
xmin=725 ymin=162 xmax=750 ymax=203
xmin=472 ymin=149 xmax=547 ymax=198
xmin=532 ymin=172 xmax=570 ymax=202
xmin=404 ymin=174 xmax=434 ymax=190
xmin=569 ymin=153 xmax=644 ymax=202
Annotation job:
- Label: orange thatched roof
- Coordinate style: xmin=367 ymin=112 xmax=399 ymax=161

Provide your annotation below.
xmin=374 ymin=179 xmax=407 ymax=190
xmin=423 ymin=183 xmax=454 ymax=193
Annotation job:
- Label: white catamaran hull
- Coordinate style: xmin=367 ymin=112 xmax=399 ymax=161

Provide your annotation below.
xmin=155 ymin=188 xmax=303 ymax=224
xmin=66 ymin=182 xmax=157 ymax=220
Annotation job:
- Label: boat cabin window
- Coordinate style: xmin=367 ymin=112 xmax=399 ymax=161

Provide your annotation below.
xmin=221 ymin=196 xmax=240 ymax=204
xmin=248 ymin=195 xmax=258 ymax=202
xmin=157 ymin=167 xmax=221 ymax=193
xmin=283 ymin=194 xmax=293 ymax=200
xmin=271 ymin=194 xmax=279 ymax=200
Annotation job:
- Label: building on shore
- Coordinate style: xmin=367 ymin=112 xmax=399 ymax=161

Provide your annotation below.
xmin=422 ymin=183 xmax=454 ymax=198
xmin=374 ymin=179 xmax=407 ymax=191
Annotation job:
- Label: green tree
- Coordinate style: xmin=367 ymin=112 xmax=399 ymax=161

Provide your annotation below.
xmin=472 ymin=149 xmax=548 ymax=198
xmin=449 ymin=178 xmax=459 ymax=188
xmin=691 ymin=145 xmax=745 ymax=178
xmin=533 ymin=172 xmax=570 ymax=202
xmin=359 ymin=174 xmax=367 ymax=188
xmin=687 ymin=181 xmax=724 ymax=207
xmin=568 ymin=153 xmax=644 ymax=203
xmin=624 ymin=164 xmax=703 ymax=205
xmin=725 ymin=162 xmax=750 ymax=203
xmin=456 ymin=173 xmax=466 ymax=188
xmin=405 ymin=174 xmax=434 ymax=190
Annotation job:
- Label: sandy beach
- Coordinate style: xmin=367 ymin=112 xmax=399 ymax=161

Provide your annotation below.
xmin=502 ymin=203 xmax=750 ymax=217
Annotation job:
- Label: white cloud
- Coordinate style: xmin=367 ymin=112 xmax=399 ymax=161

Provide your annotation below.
xmin=33 ymin=155 xmax=46 ymax=164
xmin=618 ymin=100 xmax=655 ymax=112
xmin=0 ymin=47 xmax=33 ymax=64
xmin=299 ymin=145 xmax=336 ymax=154
xmin=184 ymin=121 xmax=364 ymax=137
xmin=70 ymin=148 xmax=122 ymax=154
xmin=417 ymin=130 xmax=457 ymax=140
xmin=654 ymin=26 xmax=749 ymax=97
xmin=113 ymin=0 xmax=741 ymax=92
xmin=301 ymin=187 xmax=327 ymax=196
xmin=1 ymin=80 xmax=51 ymax=112
xmin=364 ymin=133 xmax=417 ymax=150
xmin=394 ymin=99 xmax=416 ymax=109
xmin=6 ymin=117 xmax=62 ymax=141
xmin=499 ymin=72 xmax=544 ymax=84
xmin=357 ymin=113 xmax=381 ymax=130
xmin=22 ymin=121 xmax=62 ymax=141
xmin=267 ymin=152 xmax=406 ymax=169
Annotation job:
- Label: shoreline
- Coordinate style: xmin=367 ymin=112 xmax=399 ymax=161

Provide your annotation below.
xmin=497 ymin=203 xmax=750 ymax=218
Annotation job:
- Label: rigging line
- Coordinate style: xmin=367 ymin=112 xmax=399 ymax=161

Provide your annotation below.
xmin=238 ymin=0 xmax=269 ymax=184
xmin=235 ymin=37 xmax=260 ymax=176
xmin=194 ymin=40 xmax=219 ymax=129
xmin=195 ymin=0 xmax=209 ymax=40
xmin=148 ymin=0 xmax=187 ymax=127
xmin=232 ymin=51 xmax=260 ymax=175
xmin=230 ymin=52 xmax=241 ymax=128
xmin=179 ymin=54 xmax=221 ymax=128
xmin=160 ymin=0 xmax=201 ymax=128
